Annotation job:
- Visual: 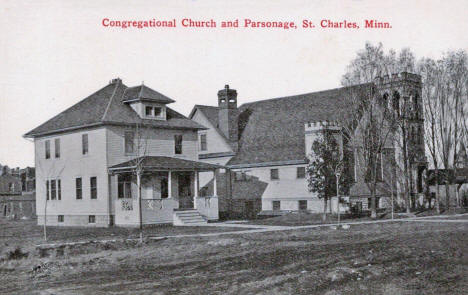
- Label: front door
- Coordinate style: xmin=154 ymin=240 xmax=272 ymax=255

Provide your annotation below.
xmin=178 ymin=173 xmax=193 ymax=209
xmin=245 ymin=201 xmax=254 ymax=219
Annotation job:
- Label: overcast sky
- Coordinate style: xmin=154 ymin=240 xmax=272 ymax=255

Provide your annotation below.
xmin=1 ymin=0 xmax=467 ymax=168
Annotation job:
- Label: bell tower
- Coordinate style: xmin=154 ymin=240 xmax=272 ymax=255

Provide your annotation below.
xmin=374 ymin=72 xmax=427 ymax=202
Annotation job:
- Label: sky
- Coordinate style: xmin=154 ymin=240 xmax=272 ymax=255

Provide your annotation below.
xmin=1 ymin=0 xmax=467 ymax=168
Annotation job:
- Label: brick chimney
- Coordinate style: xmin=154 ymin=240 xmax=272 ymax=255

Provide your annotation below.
xmin=218 ymin=85 xmax=239 ymax=151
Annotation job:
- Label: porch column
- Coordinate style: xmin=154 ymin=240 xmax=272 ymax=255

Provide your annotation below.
xmin=168 ymin=171 xmax=172 ymax=198
xmin=194 ymin=171 xmax=199 ymax=209
xmin=213 ymin=169 xmax=218 ymax=197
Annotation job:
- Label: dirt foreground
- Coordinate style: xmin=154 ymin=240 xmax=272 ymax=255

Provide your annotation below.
xmin=1 ymin=219 xmax=467 ymax=294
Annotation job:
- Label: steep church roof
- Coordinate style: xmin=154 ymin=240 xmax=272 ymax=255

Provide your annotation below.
xmin=24 ymin=79 xmax=205 ymax=138
xmin=193 ymin=84 xmax=371 ymax=166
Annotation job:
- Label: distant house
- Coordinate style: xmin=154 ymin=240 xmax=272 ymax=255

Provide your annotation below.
xmin=190 ymin=73 xmax=426 ymax=215
xmin=24 ymin=78 xmax=221 ymax=227
xmin=0 ymin=173 xmax=35 ymax=219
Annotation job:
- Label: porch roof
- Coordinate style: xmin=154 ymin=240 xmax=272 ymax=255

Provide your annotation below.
xmin=108 ymin=156 xmax=223 ymax=172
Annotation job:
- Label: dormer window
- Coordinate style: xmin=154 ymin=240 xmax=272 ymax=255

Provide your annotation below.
xmin=145 ymin=106 xmax=152 ymax=116
xmin=143 ymin=105 xmax=165 ymax=119
xmin=123 ymin=84 xmax=174 ymax=121
xmin=154 ymin=107 xmax=162 ymax=117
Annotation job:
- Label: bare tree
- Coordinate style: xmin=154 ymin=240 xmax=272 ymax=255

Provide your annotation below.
xmin=129 ymin=123 xmax=150 ymax=242
xmin=35 ymin=147 xmax=65 ymax=241
xmin=418 ymin=57 xmax=443 ymax=213
xmin=340 ymin=42 xmax=415 ymax=218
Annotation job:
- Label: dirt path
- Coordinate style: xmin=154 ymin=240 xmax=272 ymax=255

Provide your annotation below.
xmin=32 ymin=213 xmax=468 ymax=250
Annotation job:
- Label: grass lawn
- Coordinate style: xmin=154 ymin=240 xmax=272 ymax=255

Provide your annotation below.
xmin=1 ymin=217 xmax=467 ymax=294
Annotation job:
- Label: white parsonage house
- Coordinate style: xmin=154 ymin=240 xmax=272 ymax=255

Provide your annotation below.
xmin=25 ymin=78 xmax=221 ymax=227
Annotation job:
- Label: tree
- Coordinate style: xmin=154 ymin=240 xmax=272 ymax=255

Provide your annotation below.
xmin=129 ymin=123 xmax=150 ymax=242
xmin=307 ymin=129 xmax=351 ymax=221
xmin=418 ymin=57 xmax=443 ymax=213
xmin=35 ymin=148 xmax=65 ymax=241
xmin=340 ymin=42 xmax=411 ymax=218
xmin=417 ymin=50 xmax=468 ymax=210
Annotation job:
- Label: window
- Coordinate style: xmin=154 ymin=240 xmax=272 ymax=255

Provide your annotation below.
xmin=45 ymin=140 xmax=50 ymax=159
xmin=272 ymin=201 xmax=280 ymax=211
xmin=51 ymin=180 xmax=56 ymax=200
xmin=200 ymin=134 xmax=207 ymax=151
xmin=57 ymin=179 xmax=61 ymax=200
xmin=145 ymin=106 xmax=153 ymax=116
xmin=8 ymin=182 xmax=13 ymax=192
xmin=297 ymin=167 xmax=305 ymax=179
xmin=154 ymin=107 xmax=162 ymax=117
xmin=270 ymin=169 xmax=279 ymax=180
xmin=118 ymin=175 xmax=132 ymax=199
xmin=174 ymin=135 xmax=183 ymax=154
xmin=89 ymin=215 xmax=96 ymax=223
xmin=124 ymin=131 xmax=134 ymax=154
xmin=90 ymin=177 xmax=97 ymax=199
xmin=58 ymin=215 xmax=64 ymax=223
xmin=299 ymin=200 xmax=308 ymax=210
xmin=76 ymin=178 xmax=82 ymax=199
xmin=54 ymin=138 xmax=60 ymax=158
xmin=46 ymin=180 xmax=50 ymax=200
xmin=82 ymin=134 xmax=88 ymax=155
xmin=393 ymin=92 xmax=400 ymax=116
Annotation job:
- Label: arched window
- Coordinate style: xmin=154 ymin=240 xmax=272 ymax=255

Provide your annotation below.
xmin=413 ymin=93 xmax=419 ymax=118
xmin=382 ymin=93 xmax=389 ymax=106
xmin=393 ymin=91 xmax=400 ymax=116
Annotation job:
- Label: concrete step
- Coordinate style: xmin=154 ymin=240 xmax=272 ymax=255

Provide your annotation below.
xmin=174 ymin=210 xmax=207 ymax=226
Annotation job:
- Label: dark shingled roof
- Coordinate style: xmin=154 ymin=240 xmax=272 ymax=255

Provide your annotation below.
xmin=122 ymin=84 xmax=175 ymax=104
xmin=108 ymin=156 xmax=222 ymax=171
xmin=24 ymin=80 xmax=204 ymax=138
xmin=193 ymin=84 xmax=370 ymax=166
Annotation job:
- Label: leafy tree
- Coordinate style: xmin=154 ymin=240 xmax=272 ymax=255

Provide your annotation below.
xmin=307 ymin=130 xmax=351 ymax=221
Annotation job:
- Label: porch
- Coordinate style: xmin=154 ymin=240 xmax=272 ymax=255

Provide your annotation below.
xmin=108 ymin=156 xmax=222 ymax=226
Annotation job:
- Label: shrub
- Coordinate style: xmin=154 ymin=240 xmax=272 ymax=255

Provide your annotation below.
xmin=7 ymin=247 xmax=28 ymax=260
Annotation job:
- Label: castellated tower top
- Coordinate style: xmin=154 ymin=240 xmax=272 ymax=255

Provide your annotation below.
xmin=374 ymin=72 xmax=421 ymax=85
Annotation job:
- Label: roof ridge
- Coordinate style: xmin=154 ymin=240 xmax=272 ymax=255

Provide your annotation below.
xmin=239 ymin=83 xmax=372 ymax=108
xmin=101 ymin=81 xmax=122 ymax=122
